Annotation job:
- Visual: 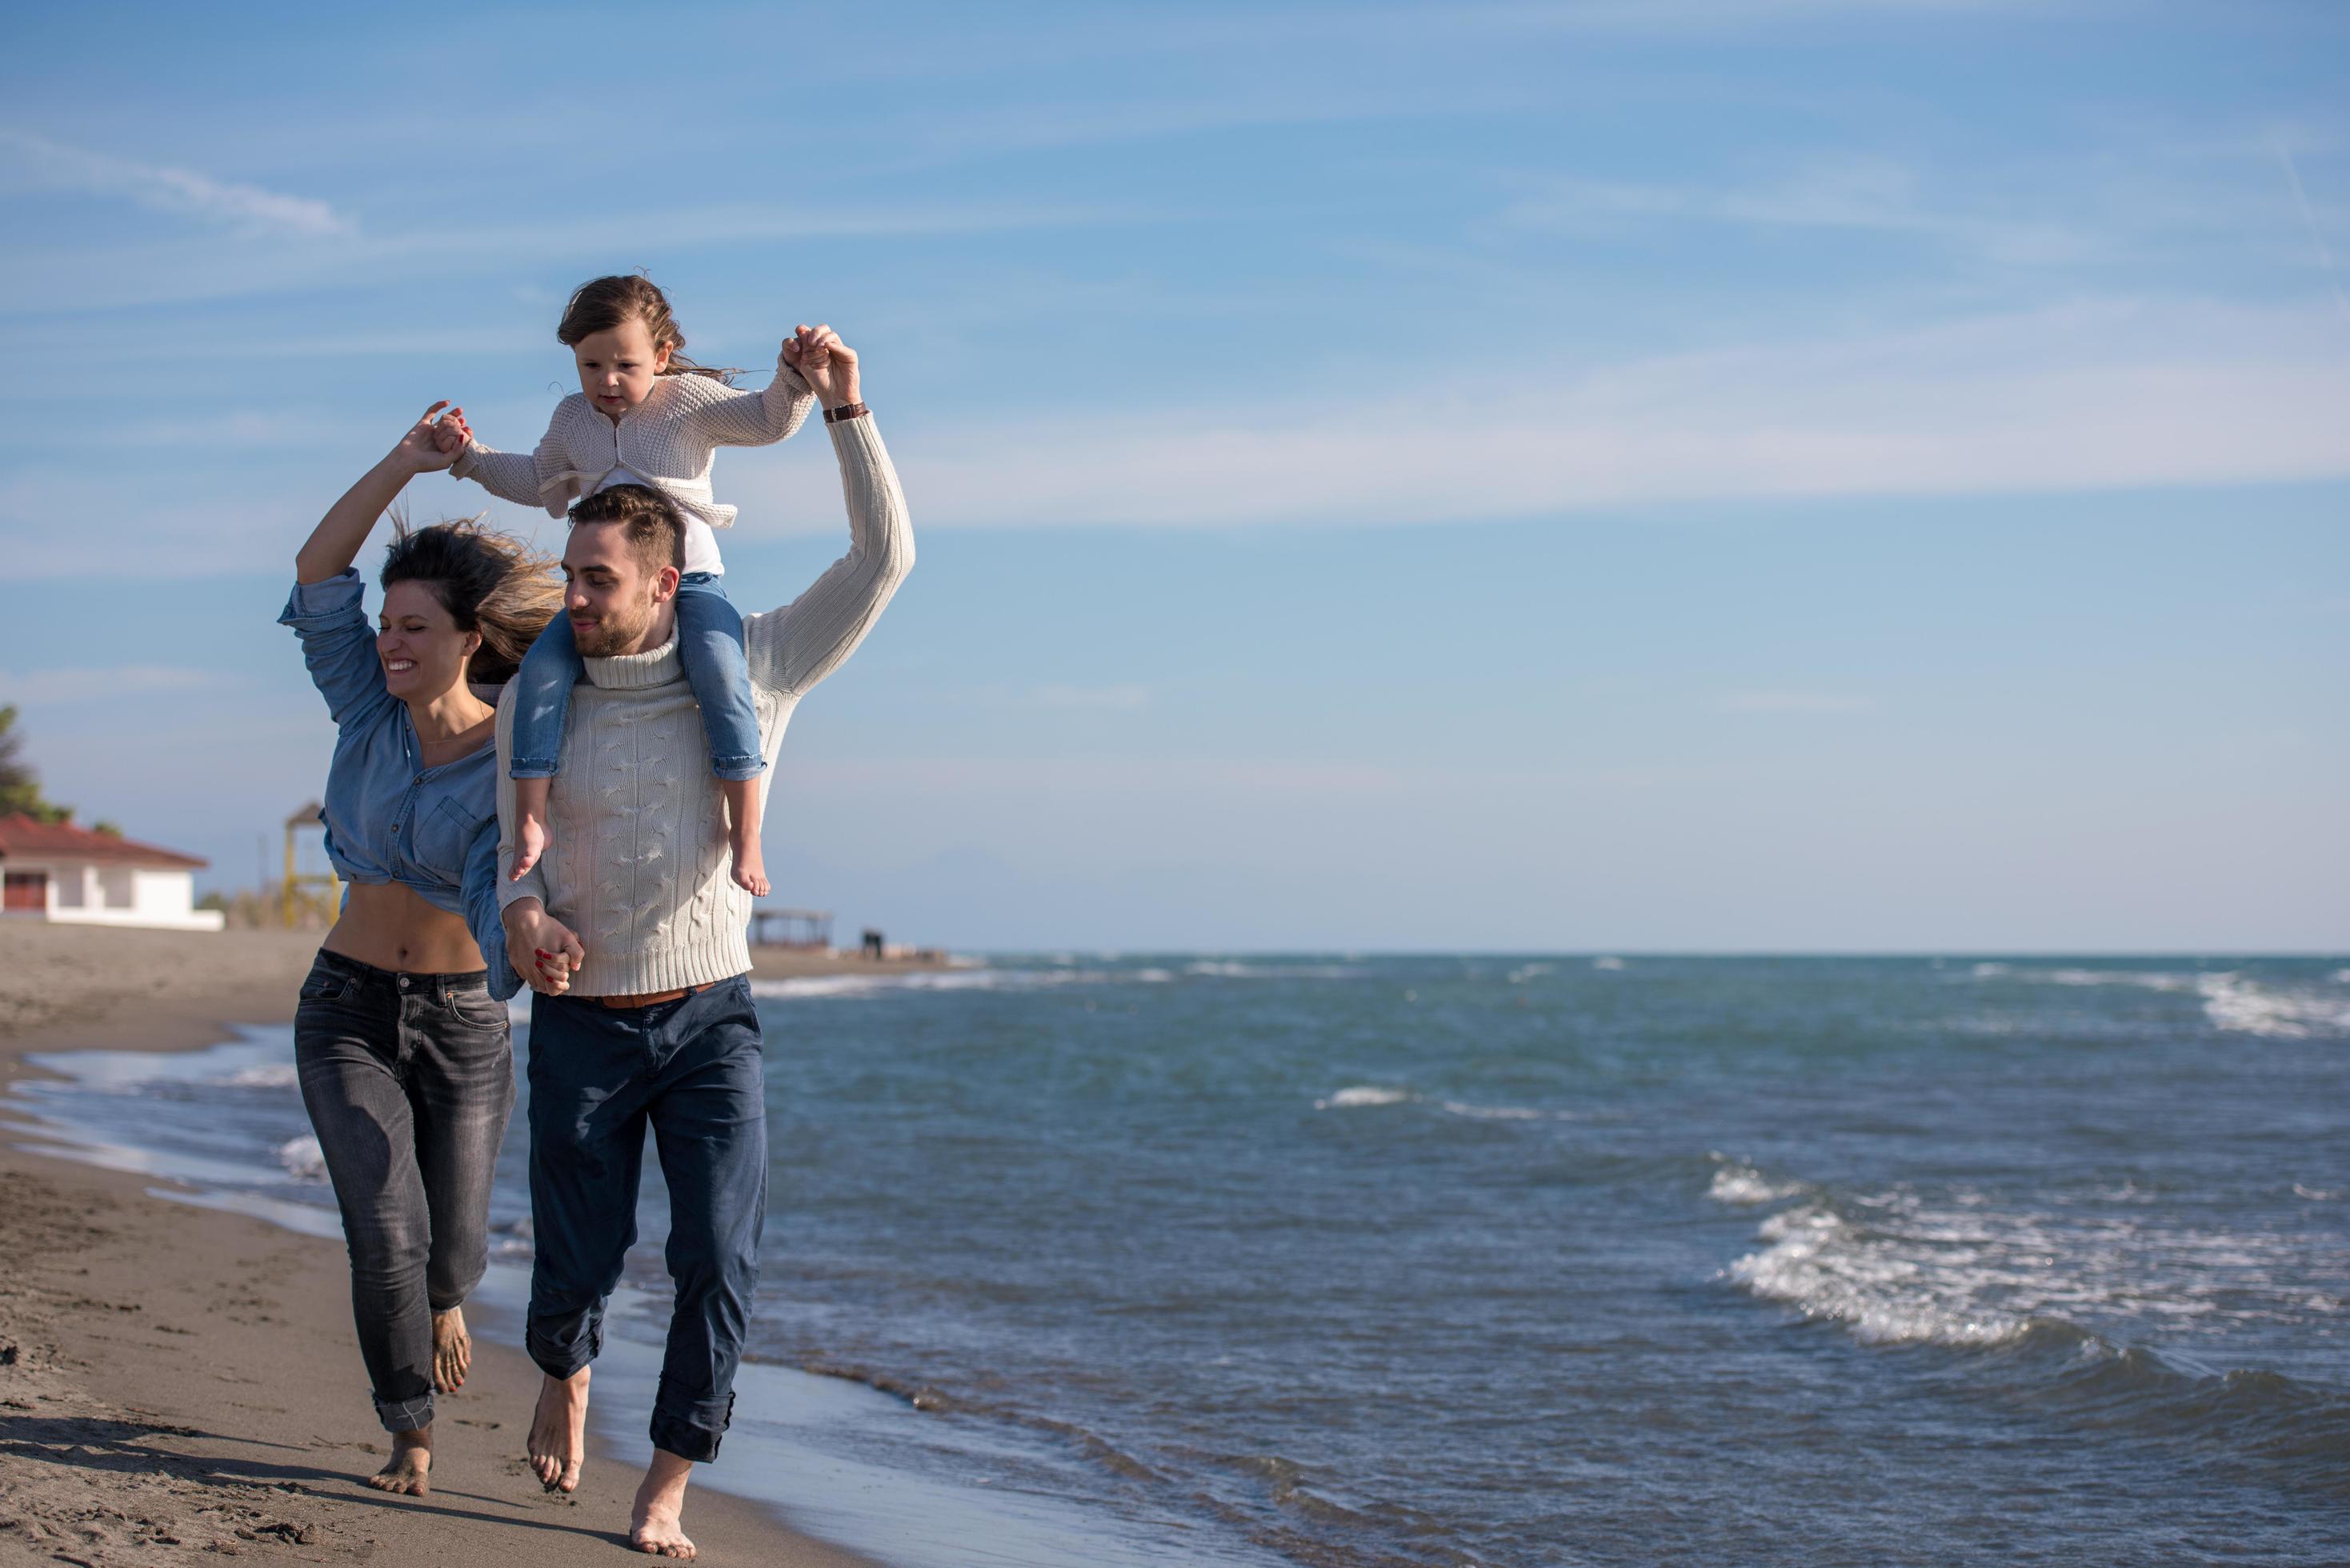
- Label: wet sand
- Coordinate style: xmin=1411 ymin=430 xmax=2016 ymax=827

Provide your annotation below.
xmin=0 ymin=922 xmax=942 ymax=1567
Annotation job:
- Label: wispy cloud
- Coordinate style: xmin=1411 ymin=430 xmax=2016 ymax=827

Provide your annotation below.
xmin=876 ymin=295 xmax=2350 ymax=531
xmin=1721 ymin=690 xmax=1876 ymax=714
xmin=0 ymin=128 xmax=353 ymax=237
xmin=1507 ymin=155 xmax=2093 ymax=265
xmin=2 ymin=666 xmax=225 ymax=703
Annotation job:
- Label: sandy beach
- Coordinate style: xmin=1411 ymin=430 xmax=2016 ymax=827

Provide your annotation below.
xmin=0 ymin=922 xmax=947 ymax=1568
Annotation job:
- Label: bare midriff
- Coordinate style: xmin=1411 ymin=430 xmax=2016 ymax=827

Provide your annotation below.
xmin=322 ymin=881 xmax=487 ymax=976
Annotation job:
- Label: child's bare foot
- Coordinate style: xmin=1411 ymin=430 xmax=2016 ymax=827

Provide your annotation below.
xmin=527 ymin=1367 xmax=589 ymax=1493
xmin=729 ymin=838 xmax=770 ymax=898
xmin=719 ymin=778 xmax=769 ymax=897
xmin=510 ymin=781 xmax=552 ymax=881
xmin=630 ymin=1450 xmax=697 ymax=1558
xmin=367 ymin=1427 xmax=432 ymax=1496
xmin=432 ymin=1305 xmax=470 ymax=1392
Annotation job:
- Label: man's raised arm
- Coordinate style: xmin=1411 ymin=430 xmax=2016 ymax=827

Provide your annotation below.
xmin=742 ymin=327 xmax=915 ymax=698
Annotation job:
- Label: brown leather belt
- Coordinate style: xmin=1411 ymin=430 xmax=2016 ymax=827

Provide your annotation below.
xmin=594 ymin=983 xmax=711 ymax=1010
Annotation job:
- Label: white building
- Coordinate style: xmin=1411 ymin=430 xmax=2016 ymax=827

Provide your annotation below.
xmin=0 ymin=814 xmax=224 ymax=931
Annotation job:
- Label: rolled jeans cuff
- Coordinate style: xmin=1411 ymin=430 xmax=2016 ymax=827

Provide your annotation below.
xmin=526 ymin=1318 xmax=601 ymax=1382
xmin=508 ymin=757 xmax=558 ymax=781
xmin=375 ymin=1390 xmax=434 ymax=1434
xmin=651 ymin=1390 xmax=735 ymax=1464
xmin=711 ymin=754 xmax=767 ymax=783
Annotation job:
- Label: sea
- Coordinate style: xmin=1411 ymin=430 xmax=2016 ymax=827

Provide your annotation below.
xmin=10 ymin=954 xmax=2349 ymax=1566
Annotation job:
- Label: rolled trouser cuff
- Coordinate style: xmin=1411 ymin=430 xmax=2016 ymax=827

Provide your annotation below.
xmin=650 ymin=1391 xmax=734 ymax=1464
xmin=374 ymin=1389 xmax=434 ymax=1433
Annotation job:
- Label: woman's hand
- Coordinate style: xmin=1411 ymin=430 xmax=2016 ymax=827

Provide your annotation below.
xmin=782 ymin=325 xmax=859 ymax=410
xmin=393 ymin=401 xmax=468 ymax=474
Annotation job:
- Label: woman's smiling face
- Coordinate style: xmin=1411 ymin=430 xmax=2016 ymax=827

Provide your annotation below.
xmin=377 ymin=579 xmax=476 ymax=702
xmin=573 ymin=318 xmax=672 ymax=418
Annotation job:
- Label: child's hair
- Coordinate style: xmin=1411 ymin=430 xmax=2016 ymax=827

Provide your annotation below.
xmin=380 ymin=517 xmax=566 ymax=686
xmin=556 ymin=274 xmax=736 ymax=383
xmin=569 ymin=483 xmax=686 ymax=574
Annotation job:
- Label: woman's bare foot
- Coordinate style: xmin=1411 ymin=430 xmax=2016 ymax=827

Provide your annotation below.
xmin=719 ymin=778 xmax=770 ymax=897
xmin=366 ymin=1427 xmax=432 ymax=1496
xmin=630 ymin=1450 xmax=696 ymax=1558
xmin=432 ymin=1305 xmax=471 ymax=1392
xmin=527 ymin=1366 xmax=590 ymax=1493
xmin=510 ymin=784 xmax=552 ymax=881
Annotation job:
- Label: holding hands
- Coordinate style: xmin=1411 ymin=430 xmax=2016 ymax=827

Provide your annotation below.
xmin=782 ymin=324 xmax=859 ymax=410
xmin=391 ymin=401 xmax=471 ymax=474
xmin=502 ymin=899 xmax=586 ymax=997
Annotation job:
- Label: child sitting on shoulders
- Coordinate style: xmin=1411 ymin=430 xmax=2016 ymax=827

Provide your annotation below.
xmin=437 ymin=274 xmax=814 ymax=896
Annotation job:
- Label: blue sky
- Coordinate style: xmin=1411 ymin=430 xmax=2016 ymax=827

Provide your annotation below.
xmin=2 ymin=2 xmax=2344 ymax=950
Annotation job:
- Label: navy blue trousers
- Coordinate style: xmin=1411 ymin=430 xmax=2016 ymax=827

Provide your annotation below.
xmin=524 ymin=975 xmax=766 ymax=1462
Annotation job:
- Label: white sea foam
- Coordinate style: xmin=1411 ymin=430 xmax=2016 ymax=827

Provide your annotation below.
xmin=1315 ymin=1086 xmax=1412 ymax=1110
xmin=1726 ymin=1182 xmax=2333 ymax=1349
xmin=751 ymin=968 xmax=1111 ymax=1001
xmin=1592 ymin=957 xmax=1627 ymax=971
xmin=276 ymin=1135 xmax=326 ymax=1182
xmin=223 ymin=1065 xmax=298 ymax=1089
xmin=1505 ymin=963 xmax=1555 ymax=985
xmin=1972 ymin=962 xmax=2010 ymax=978
xmin=1707 ymin=1158 xmax=1802 ymax=1206
xmin=1186 ymin=961 xmax=1363 ymax=980
xmin=1437 ymin=1100 xmax=1544 ymax=1121
xmin=2195 ymin=974 xmax=2350 ymax=1038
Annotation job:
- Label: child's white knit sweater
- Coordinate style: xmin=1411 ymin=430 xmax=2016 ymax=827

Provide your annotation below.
xmin=452 ymin=353 xmax=815 ymax=574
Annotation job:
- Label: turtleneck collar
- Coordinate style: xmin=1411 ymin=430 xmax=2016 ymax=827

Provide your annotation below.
xmin=582 ymin=633 xmax=683 ymax=690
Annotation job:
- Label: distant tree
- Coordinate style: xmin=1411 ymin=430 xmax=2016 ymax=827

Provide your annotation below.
xmin=0 ymin=704 xmax=72 ymax=823
xmin=90 ymin=820 xmax=124 ymax=838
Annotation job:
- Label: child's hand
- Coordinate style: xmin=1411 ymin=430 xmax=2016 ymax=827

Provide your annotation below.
xmin=432 ymin=406 xmax=474 ymax=458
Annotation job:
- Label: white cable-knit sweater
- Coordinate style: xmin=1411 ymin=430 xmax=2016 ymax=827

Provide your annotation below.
xmin=494 ymin=415 xmax=912 ymax=997
xmin=453 ymin=353 xmax=815 ymax=576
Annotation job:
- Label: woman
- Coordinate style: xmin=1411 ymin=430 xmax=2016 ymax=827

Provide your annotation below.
xmin=279 ymin=402 xmax=561 ymax=1496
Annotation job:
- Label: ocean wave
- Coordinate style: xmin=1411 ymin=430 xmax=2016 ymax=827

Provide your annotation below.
xmin=1315 ymin=1086 xmax=1412 ymax=1110
xmin=1184 ymin=961 xmax=1364 ymax=980
xmin=1966 ymin=964 xmax=2350 ymax=1038
xmin=1505 ymin=962 xmax=1554 ymax=984
xmin=1706 ymin=1156 xmax=1803 ymax=1206
xmin=1591 ymin=956 xmax=1627 ymax=971
xmin=2195 ymin=974 xmax=2350 ymax=1038
xmin=751 ymin=966 xmax=1183 ymax=1002
xmin=223 ymin=1065 xmax=298 ymax=1088
xmin=1437 ymin=1100 xmax=1544 ymax=1121
xmin=276 ymin=1136 xmax=326 ymax=1183
xmin=1726 ymin=1183 xmax=2341 ymax=1353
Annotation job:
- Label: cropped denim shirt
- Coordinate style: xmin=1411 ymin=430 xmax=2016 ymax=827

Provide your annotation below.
xmin=279 ymin=569 xmax=520 ymax=999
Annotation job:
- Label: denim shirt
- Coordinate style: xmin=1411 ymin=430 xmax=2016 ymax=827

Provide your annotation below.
xmin=279 ymin=570 xmax=520 ymax=999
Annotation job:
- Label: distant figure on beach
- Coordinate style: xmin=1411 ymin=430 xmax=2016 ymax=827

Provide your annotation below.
xmin=280 ymin=407 xmax=562 ymax=1497
xmin=497 ymin=323 xmax=911 ymax=1559
xmin=436 ymin=274 xmax=818 ymax=903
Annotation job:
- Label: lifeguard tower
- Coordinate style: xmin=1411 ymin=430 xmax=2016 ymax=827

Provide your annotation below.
xmin=283 ymin=802 xmax=340 ymax=928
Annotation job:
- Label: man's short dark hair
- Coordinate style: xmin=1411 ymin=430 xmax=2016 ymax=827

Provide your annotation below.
xmin=569 ymin=484 xmax=685 ymax=574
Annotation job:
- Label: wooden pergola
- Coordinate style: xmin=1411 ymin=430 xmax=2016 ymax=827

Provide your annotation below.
xmin=748 ymin=906 xmax=833 ymax=950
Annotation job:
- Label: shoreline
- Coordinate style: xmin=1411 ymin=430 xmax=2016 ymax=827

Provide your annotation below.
xmin=0 ymin=924 xmax=935 ymax=1567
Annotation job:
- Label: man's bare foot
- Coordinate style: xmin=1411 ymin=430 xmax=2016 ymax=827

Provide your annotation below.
xmin=510 ymin=786 xmax=551 ymax=881
xmin=720 ymin=778 xmax=769 ymax=897
xmin=630 ymin=1450 xmax=696 ymax=1558
xmin=366 ymin=1427 xmax=431 ymax=1496
xmin=432 ymin=1305 xmax=471 ymax=1392
xmin=527 ymin=1366 xmax=589 ymax=1493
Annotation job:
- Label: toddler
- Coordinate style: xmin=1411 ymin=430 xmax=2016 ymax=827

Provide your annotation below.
xmin=438 ymin=274 xmax=815 ymax=896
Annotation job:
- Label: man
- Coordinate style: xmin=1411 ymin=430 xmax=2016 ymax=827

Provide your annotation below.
xmin=497 ymin=325 xmax=908 ymax=1560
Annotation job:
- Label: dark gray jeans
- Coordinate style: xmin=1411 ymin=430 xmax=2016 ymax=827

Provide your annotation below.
xmin=294 ymin=950 xmax=514 ymax=1431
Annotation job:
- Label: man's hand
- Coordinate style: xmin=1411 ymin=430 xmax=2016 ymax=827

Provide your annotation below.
xmin=782 ymin=325 xmax=859 ymax=410
xmin=394 ymin=401 xmax=467 ymax=474
xmin=502 ymin=898 xmax=586 ymax=995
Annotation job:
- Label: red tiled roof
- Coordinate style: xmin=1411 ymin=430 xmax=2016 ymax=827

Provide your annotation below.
xmin=0 ymin=814 xmax=207 ymax=870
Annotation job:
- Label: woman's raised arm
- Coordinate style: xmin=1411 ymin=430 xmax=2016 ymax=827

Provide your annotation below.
xmin=294 ymin=402 xmax=466 ymax=585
